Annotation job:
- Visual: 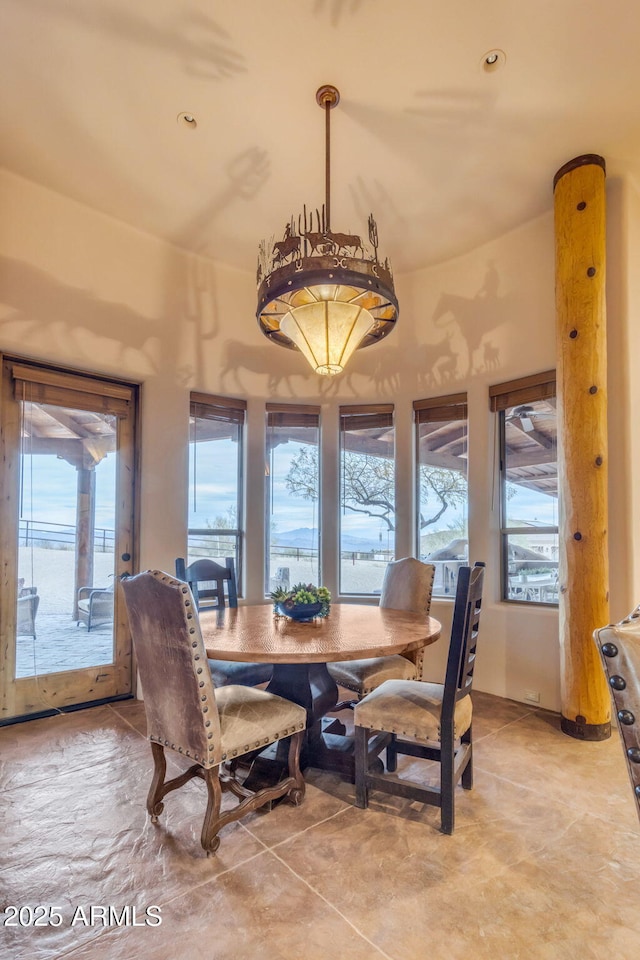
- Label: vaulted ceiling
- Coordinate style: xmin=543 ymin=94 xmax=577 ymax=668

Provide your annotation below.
xmin=2 ymin=0 xmax=640 ymax=276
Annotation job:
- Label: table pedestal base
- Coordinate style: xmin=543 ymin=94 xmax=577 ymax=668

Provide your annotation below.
xmin=240 ymin=664 xmax=385 ymax=790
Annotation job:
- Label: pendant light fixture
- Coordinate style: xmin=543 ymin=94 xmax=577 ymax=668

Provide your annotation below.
xmin=256 ymin=85 xmax=398 ymax=376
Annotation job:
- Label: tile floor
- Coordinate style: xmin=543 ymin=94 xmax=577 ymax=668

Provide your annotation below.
xmin=1 ymin=691 xmax=639 ymax=960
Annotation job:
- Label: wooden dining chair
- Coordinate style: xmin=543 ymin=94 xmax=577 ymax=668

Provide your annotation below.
xmin=594 ymin=606 xmax=640 ymax=823
xmin=175 ymin=556 xmax=238 ymax=610
xmin=328 ymin=557 xmax=436 ymax=703
xmin=354 ymin=562 xmax=485 ymax=834
xmin=121 ymin=570 xmax=306 ymax=856
xmin=175 ymin=557 xmax=272 ymax=687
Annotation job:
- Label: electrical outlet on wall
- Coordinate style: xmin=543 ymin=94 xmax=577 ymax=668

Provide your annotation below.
xmin=524 ymin=689 xmax=541 ymax=703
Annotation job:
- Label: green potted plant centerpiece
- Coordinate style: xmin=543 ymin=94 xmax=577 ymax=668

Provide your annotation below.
xmin=270 ymin=583 xmax=331 ymax=622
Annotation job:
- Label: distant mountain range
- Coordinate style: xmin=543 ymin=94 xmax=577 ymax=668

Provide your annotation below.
xmin=273 ymin=527 xmax=383 ymax=553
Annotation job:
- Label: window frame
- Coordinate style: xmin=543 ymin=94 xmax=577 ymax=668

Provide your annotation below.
xmin=264 ymin=403 xmax=321 ymax=597
xmin=189 ymin=392 xmax=246 ymax=594
xmin=339 ymin=403 xmax=395 ymax=597
xmin=413 ymin=392 xmax=468 ymax=599
xmin=490 ymin=371 xmax=558 ymax=606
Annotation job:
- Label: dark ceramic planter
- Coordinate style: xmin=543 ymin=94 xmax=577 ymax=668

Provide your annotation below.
xmin=275 ymin=601 xmax=324 ymax=622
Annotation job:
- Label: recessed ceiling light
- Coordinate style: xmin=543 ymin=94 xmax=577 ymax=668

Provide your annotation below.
xmin=481 ymin=49 xmax=506 ymax=72
xmin=177 ymin=112 xmax=197 ymax=128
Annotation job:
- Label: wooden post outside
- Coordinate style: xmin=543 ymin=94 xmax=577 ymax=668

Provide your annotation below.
xmin=73 ymin=466 xmax=96 ymax=620
xmin=554 ymin=154 xmax=611 ymax=740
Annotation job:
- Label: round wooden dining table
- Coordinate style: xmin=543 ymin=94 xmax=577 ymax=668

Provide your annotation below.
xmin=200 ymin=603 xmax=441 ymax=781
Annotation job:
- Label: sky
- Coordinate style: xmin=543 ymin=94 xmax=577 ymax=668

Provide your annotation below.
xmin=189 ymin=437 xmax=323 ymax=537
xmin=20 ymin=452 xmax=116 ymax=530
xmin=507 ymin=485 xmax=558 ymax=526
xmin=188 ymin=437 xmax=239 ymax=528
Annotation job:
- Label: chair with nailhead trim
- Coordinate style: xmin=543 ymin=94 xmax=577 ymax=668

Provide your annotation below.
xmin=121 ymin=570 xmax=306 ymax=856
xmin=327 ymin=558 xmax=436 ymax=706
xmin=175 ymin=557 xmax=272 ymax=688
xmin=353 ymin=562 xmax=484 ymax=835
xmin=594 ymin=606 xmax=640 ymax=823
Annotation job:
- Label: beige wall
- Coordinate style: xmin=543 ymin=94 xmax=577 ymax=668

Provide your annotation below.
xmin=403 ymin=213 xmax=559 ymax=707
xmin=607 ymin=175 xmax=640 ymax=616
xmin=626 ymin=178 xmax=640 ymax=607
xmin=1 ymin=165 xmax=635 ymax=712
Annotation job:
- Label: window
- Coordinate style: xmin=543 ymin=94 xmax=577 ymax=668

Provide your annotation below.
xmin=339 ymin=404 xmax=395 ymax=596
xmin=490 ymin=372 xmax=558 ymax=604
xmin=414 ymin=393 xmax=468 ymax=598
xmin=188 ymin=393 xmax=245 ymax=589
xmin=265 ymin=404 xmax=320 ymax=595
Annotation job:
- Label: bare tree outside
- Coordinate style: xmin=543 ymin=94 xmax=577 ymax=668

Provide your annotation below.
xmin=285 ymin=446 xmax=466 ymax=533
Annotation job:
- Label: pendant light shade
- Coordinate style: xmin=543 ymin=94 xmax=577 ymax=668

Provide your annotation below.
xmin=280 ymin=294 xmax=379 ymax=377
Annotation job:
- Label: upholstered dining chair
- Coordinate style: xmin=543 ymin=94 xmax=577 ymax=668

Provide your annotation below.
xmin=328 ymin=557 xmax=436 ymax=703
xmin=175 ymin=557 xmax=272 ymax=688
xmin=594 ymin=606 xmax=640 ymax=823
xmin=354 ymin=561 xmax=485 ymax=835
xmin=121 ymin=570 xmax=306 ymax=856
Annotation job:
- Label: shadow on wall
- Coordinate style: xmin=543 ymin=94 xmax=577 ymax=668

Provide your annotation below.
xmin=170 ymin=145 xmax=271 ymax=392
xmin=0 ymin=236 xmax=506 ymax=404
xmin=21 ymin=0 xmax=247 ymax=81
xmin=172 ymin=147 xmax=271 ymax=253
xmin=431 ymin=260 xmax=507 ymax=379
xmin=220 ymin=340 xmax=304 ymax=396
xmin=0 ymin=144 xmax=271 ymax=396
xmin=0 ymin=249 xmax=223 ymax=402
xmin=0 ymin=255 xmax=161 ymax=373
xmin=313 ymin=0 xmax=368 ymax=28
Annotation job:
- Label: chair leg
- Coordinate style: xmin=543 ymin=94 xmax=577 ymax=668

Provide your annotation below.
xmin=286 ymin=730 xmax=306 ymax=805
xmin=201 ymin=767 xmax=223 ymax=857
xmin=147 ymin=741 xmax=167 ymax=821
xmin=354 ymin=725 xmax=369 ymax=808
xmin=199 ymin=731 xmax=306 ymax=853
xmin=147 ymin=732 xmax=306 ymax=856
xmin=461 ymin=727 xmax=473 ymax=790
xmin=440 ymin=744 xmax=455 ymax=835
xmin=386 ymin=733 xmax=398 ymax=772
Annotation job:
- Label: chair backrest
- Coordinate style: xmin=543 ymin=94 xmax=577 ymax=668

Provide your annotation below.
xmin=594 ymin=607 xmax=640 ymax=823
xmin=17 ymin=592 xmax=40 ymax=635
xmin=175 ymin=557 xmax=238 ymax=611
xmin=121 ymin=570 xmax=222 ymax=768
xmin=380 ymin=557 xmax=436 ymax=615
xmin=442 ymin=562 xmax=485 ymax=717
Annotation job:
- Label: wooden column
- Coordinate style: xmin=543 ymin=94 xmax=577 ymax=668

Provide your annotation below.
xmin=554 ymin=154 xmax=611 ymax=740
xmin=73 ymin=465 xmax=96 ymax=619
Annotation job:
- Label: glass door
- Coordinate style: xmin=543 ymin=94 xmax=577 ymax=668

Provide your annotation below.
xmin=0 ymin=357 xmax=138 ymax=722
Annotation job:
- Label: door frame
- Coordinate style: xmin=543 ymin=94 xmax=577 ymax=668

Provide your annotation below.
xmin=0 ymin=354 xmax=140 ymax=722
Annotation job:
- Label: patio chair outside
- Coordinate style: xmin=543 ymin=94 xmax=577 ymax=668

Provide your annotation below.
xmin=17 ymin=589 xmax=40 ymax=639
xmin=76 ymin=581 xmax=114 ymax=631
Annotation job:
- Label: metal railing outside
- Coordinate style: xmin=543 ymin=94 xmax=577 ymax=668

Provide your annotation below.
xmin=19 ymin=520 xmax=115 ymax=553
